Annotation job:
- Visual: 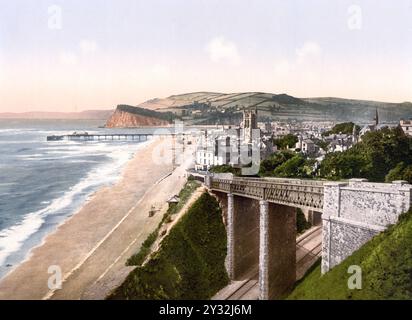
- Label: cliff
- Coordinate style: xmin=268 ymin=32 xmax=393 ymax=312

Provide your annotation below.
xmin=105 ymin=105 xmax=174 ymax=128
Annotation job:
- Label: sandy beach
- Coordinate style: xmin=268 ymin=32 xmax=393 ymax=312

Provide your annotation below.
xmin=0 ymin=136 xmax=196 ymax=300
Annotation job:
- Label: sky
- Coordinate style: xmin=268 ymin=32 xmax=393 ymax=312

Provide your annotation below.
xmin=0 ymin=0 xmax=412 ymax=112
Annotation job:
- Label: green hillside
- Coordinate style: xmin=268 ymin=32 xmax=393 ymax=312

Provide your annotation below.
xmin=135 ymin=92 xmax=412 ymax=124
xmin=108 ymin=192 xmax=229 ymax=300
xmin=288 ymin=210 xmax=412 ymax=300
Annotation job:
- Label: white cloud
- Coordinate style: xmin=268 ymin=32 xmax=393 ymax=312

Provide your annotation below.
xmin=59 ymin=51 xmax=78 ymax=65
xmin=206 ymin=36 xmax=240 ymax=65
xmin=79 ymin=40 xmax=98 ymax=54
xmin=296 ymin=41 xmax=322 ymax=63
xmin=274 ymin=41 xmax=322 ymax=75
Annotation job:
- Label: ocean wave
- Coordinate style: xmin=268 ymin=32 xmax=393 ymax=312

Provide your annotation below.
xmin=15 ymin=154 xmax=44 ymax=159
xmin=0 ymin=140 xmax=148 ymax=268
xmin=0 ymin=129 xmax=27 ymax=134
xmin=16 ymin=142 xmax=115 ymax=159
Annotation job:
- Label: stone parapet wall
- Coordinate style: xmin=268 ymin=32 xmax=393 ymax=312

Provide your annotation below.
xmin=322 ymin=179 xmax=412 ymax=273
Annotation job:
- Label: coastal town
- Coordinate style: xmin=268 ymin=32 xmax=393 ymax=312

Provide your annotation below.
xmin=193 ymin=107 xmax=405 ymax=174
xmin=2 ymin=102 xmax=412 ymax=302
xmin=1 ymin=1 xmax=412 ymax=312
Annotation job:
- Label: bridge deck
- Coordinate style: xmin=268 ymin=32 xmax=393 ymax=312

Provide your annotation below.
xmin=208 ymin=176 xmax=324 ymax=211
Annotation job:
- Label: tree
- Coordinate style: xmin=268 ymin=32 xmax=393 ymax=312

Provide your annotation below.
xmin=320 ymin=126 xmax=412 ymax=182
xmin=319 ymin=151 xmax=366 ymax=180
xmin=258 ymin=151 xmax=295 ymax=177
xmin=359 ymin=126 xmax=411 ymax=181
xmin=323 ymin=122 xmax=360 ymax=136
xmin=385 ymin=162 xmax=412 ymax=183
xmin=273 ymin=154 xmax=314 ymax=178
xmin=314 ymin=139 xmax=329 ymax=151
xmin=274 ymin=134 xmax=298 ymax=150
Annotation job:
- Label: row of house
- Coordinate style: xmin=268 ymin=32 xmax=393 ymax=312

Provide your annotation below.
xmin=195 ymin=107 xmax=412 ymax=172
xmin=195 ymin=110 xmax=274 ymax=171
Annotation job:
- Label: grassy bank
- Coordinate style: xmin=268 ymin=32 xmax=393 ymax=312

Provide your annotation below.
xmin=126 ymin=180 xmax=200 ymax=266
xmin=288 ymin=210 xmax=412 ymax=300
xmin=109 ymin=192 xmax=229 ymax=300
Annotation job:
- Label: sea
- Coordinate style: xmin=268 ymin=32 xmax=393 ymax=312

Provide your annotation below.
xmin=0 ymin=119 xmax=159 ymax=279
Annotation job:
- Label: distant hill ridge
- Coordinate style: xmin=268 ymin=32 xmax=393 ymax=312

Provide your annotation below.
xmin=3 ymin=92 xmax=412 ymax=125
xmin=135 ymin=91 xmax=412 ymax=124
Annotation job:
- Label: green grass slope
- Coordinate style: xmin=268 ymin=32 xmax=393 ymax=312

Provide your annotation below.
xmin=108 ymin=192 xmax=229 ymax=300
xmin=126 ymin=180 xmax=200 ymax=267
xmin=288 ymin=210 xmax=412 ymax=300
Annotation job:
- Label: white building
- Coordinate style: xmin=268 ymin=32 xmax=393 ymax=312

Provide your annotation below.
xmin=295 ymin=136 xmax=317 ymax=155
xmin=400 ymin=119 xmax=412 ymax=136
xmin=195 ymin=149 xmax=226 ymax=171
xmin=194 ymin=109 xmax=272 ymax=172
xmin=195 ymin=131 xmax=240 ymax=171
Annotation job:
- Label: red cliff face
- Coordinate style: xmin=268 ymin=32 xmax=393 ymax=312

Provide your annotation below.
xmin=105 ymin=109 xmax=170 ymax=128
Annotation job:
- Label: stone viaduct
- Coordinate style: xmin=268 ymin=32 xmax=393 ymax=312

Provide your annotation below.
xmin=205 ymin=174 xmax=412 ymax=300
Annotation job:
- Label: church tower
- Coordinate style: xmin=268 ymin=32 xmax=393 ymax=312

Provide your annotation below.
xmin=242 ymin=109 xmax=258 ymax=143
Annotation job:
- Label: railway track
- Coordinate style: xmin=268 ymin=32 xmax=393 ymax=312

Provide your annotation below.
xmin=213 ymin=226 xmax=322 ymax=300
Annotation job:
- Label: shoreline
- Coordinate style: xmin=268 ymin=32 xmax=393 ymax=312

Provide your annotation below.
xmin=0 ymin=136 xmax=195 ymax=299
xmin=0 ymin=138 xmax=154 ymax=282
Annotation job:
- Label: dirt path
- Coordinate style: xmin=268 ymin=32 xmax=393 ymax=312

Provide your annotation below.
xmin=144 ymin=186 xmax=207 ymax=265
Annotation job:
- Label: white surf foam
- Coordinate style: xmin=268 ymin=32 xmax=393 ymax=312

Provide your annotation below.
xmin=0 ymin=140 xmax=150 ymax=268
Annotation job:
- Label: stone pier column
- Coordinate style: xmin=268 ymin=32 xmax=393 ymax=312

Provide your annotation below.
xmin=259 ymin=201 xmax=296 ymax=300
xmin=230 ymin=196 xmax=260 ymax=280
xmin=259 ymin=200 xmax=269 ymax=300
xmin=215 ymin=192 xmax=260 ymax=281
xmin=226 ymin=193 xmax=235 ymax=279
